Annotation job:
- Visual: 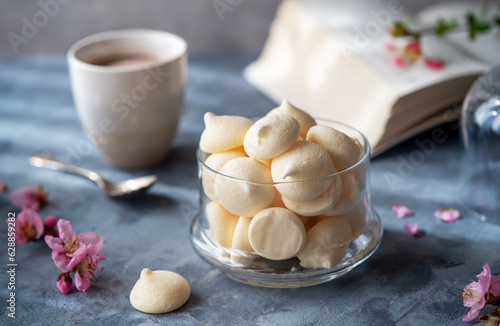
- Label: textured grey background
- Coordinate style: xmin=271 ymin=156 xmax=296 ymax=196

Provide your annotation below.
xmin=1 ymin=0 xmax=447 ymax=58
xmin=0 ymin=55 xmax=499 ymax=325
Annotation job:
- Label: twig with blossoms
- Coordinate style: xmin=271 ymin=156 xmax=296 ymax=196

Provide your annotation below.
xmin=45 ymin=219 xmax=106 ymax=294
xmin=387 ymin=2 xmax=500 ymax=69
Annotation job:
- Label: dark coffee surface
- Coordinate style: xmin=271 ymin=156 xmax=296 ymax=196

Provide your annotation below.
xmin=88 ymin=52 xmax=159 ymax=67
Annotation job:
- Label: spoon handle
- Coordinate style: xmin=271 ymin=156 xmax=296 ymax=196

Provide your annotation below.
xmin=29 ymin=153 xmax=105 ymax=186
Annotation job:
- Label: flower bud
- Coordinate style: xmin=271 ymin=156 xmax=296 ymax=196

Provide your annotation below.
xmin=57 ymin=272 xmax=72 ymax=294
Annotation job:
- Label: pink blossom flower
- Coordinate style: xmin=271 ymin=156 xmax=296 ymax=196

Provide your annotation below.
xmin=57 ymin=272 xmax=72 ymax=294
xmin=403 ymin=222 xmax=418 ymax=237
xmin=0 ymin=182 xmax=6 ymax=193
xmin=8 ymin=208 xmax=44 ymax=244
xmin=392 ymin=54 xmax=407 ymax=68
xmin=462 ymin=264 xmax=493 ymax=321
xmin=45 ymin=219 xmax=105 ymax=293
xmin=423 ymin=58 xmax=444 ymax=70
xmin=435 ymin=207 xmax=460 ymax=223
xmin=10 ymin=186 xmax=48 ymax=210
xmin=392 ymin=204 xmax=414 ymax=218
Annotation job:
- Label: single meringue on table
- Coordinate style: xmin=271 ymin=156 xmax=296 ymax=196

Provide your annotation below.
xmin=130 ymin=268 xmax=190 ymax=314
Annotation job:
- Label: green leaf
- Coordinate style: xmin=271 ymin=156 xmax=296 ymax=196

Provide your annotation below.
xmin=496 ymin=16 xmax=500 ymax=26
xmin=390 ymin=21 xmax=408 ymax=37
xmin=476 ymin=22 xmax=490 ymax=33
xmin=467 ymin=12 xmax=478 ymax=39
xmin=435 ymin=18 xmax=458 ymax=37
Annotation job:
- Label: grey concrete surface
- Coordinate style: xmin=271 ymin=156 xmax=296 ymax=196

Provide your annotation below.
xmin=0 ymin=54 xmax=498 ymax=325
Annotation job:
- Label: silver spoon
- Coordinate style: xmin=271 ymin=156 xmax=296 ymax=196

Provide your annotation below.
xmin=29 ymin=153 xmax=157 ymax=198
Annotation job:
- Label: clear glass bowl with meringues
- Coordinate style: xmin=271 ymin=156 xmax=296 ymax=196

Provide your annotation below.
xmin=190 ymin=100 xmax=383 ymax=288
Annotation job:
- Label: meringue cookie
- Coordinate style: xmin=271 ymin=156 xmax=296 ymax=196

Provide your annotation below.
xmin=339 ymin=199 xmax=367 ymax=238
xmin=248 ymin=207 xmax=306 ymax=260
xmin=205 ymin=201 xmax=239 ymax=249
xmin=269 ymin=100 xmax=317 ymax=138
xmin=281 ymin=175 xmax=342 ymax=216
xmin=323 ymin=173 xmax=362 ymax=216
xmin=200 ymin=112 xmax=253 ymax=153
xmin=297 ymin=217 xmax=352 ymax=269
xmin=299 ymin=215 xmax=326 ymax=232
xmin=202 ymin=148 xmax=247 ymax=201
xmin=230 ymin=216 xmax=254 ymax=266
xmin=258 ymin=158 xmax=272 ymax=168
xmin=271 ymin=192 xmax=286 ymax=208
xmin=215 ymin=157 xmax=276 ymax=217
xmin=306 ymin=125 xmax=362 ymax=171
xmin=271 ymin=141 xmax=336 ymax=201
xmin=130 ymin=268 xmax=190 ymax=314
xmin=243 ymin=114 xmax=300 ymax=160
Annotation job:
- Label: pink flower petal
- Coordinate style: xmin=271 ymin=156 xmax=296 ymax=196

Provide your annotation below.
xmin=57 ymin=273 xmax=72 ymax=294
xmin=477 ymin=264 xmax=492 ymax=297
xmin=78 ymin=232 xmax=103 ymax=249
xmin=43 ymin=216 xmax=58 ymax=229
xmin=10 ymin=186 xmax=47 ymax=210
xmin=44 ymin=235 xmax=64 ymax=252
xmin=384 ymin=42 xmax=396 ymax=52
xmin=56 ymin=219 xmax=75 ymax=241
xmin=435 ymin=207 xmax=460 ymax=223
xmin=424 ymin=58 xmax=444 ymax=70
xmin=75 ymin=270 xmax=90 ymax=292
xmin=403 ymin=222 xmax=418 ymax=237
xmin=490 ymin=275 xmax=500 ymax=297
xmin=392 ymin=54 xmax=407 ymax=68
xmin=52 ymin=245 xmax=86 ymax=273
xmin=462 ymin=308 xmax=481 ymax=322
xmin=393 ymin=204 xmax=414 ymax=218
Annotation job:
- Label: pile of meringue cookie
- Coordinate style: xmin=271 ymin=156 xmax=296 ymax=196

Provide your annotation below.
xmin=199 ymin=100 xmax=367 ymax=269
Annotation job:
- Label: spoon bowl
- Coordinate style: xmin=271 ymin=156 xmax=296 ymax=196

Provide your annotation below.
xmin=30 ymin=153 xmax=157 ymax=198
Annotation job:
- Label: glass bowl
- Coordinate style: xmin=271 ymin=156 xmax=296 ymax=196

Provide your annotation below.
xmin=190 ymin=119 xmax=383 ymax=288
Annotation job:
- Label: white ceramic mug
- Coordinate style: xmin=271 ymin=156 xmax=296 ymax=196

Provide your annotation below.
xmin=67 ymin=29 xmax=187 ymax=168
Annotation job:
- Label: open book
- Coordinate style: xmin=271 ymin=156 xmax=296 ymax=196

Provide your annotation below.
xmin=244 ymin=0 xmax=500 ymax=155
